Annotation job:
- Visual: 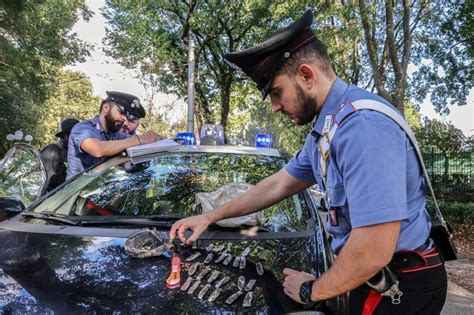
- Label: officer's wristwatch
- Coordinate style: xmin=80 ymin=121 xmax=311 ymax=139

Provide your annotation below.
xmin=299 ymin=279 xmax=315 ymax=304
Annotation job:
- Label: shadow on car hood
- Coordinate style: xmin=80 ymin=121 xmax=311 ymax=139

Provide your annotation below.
xmin=0 ymin=229 xmax=330 ymax=314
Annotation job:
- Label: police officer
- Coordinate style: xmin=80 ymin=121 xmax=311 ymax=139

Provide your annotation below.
xmin=121 ymin=118 xmax=140 ymax=136
xmin=67 ymin=91 xmax=161 ymax=178
xmin=170 ymin=10 xmax=447 ymax=314
xmin=40 ymin=118 xmax=79 ymax=192
xmin=120 ymin=97 xmax=145 ymax=136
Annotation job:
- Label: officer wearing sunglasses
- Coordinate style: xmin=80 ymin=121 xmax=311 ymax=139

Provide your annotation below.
xmin=67 ymin=91 xmax=162 ymax=178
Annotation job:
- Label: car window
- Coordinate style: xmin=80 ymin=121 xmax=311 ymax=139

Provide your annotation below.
xmin=0 ymin=146 xmax=46 ymax=205
xmin=33 ymin=153 xmax=310 ymax=232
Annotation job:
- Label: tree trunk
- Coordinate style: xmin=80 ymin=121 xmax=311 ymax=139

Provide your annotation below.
xmin=220 ymin=77 xmax=232 ymax=144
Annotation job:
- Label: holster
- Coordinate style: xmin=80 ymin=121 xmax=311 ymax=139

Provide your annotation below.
xmin=365 ymin=265 xmax=398 ymax=294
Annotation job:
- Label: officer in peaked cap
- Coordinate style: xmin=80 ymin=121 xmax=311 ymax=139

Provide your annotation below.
xmin=224 ymin=9 xmax=317 ymax=100
xmin=105 ymin=91 xmax=146 ymax=121
xmin=171 ymin=9 xmax=447 ymax=314
xmin=67 ymin=90 xmax=162 ymax=178
xmin=105 ymin=91 xmax=146 ymax=136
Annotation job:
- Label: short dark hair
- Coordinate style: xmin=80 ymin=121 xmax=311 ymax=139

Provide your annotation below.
xmin=279 ymin=39 xmax=335 ymax=77
xmin=99 ymin=99 xmax=115 ymax=114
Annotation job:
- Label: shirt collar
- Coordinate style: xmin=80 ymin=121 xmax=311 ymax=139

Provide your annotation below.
xmin=91 ymin=116 xmax=105 ymax=133
xmin=311 ymin=77 xmax=348 ymax=137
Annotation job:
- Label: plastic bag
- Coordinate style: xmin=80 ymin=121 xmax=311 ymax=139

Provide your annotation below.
xmin=195 ymin=182 xmax=264 ymax=227
xmin=124 ymin=229 xmax=169 ymax=258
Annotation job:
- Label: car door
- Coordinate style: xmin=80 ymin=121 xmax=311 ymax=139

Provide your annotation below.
xmin=0 ymin=143 xmax=48 ymax=221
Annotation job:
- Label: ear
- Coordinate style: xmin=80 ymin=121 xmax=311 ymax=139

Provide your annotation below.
xmin=102 ymin=102 xmax=111 ymax=114
xmin=296 ymin=64 xmax=316 ymax=89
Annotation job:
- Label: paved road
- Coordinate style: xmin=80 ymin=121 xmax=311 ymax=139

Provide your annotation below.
xmin=442 ymin=281 xmax=473 ymax=314
xmin=442 ymin=255 xmax=474 ymax=314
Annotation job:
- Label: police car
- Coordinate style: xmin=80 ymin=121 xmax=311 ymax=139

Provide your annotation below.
xmin=0 ymin=129 xmax=347 ymax=314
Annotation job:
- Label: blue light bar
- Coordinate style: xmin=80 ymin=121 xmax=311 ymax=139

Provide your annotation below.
xmin=176 ymin=132 xmax=196 ymax=145
xmin=255 ymin=133 xmax=273 ymax=148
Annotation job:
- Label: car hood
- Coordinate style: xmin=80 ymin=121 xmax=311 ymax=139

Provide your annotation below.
xmin=0 ymin=228 xmax=329 ymax=314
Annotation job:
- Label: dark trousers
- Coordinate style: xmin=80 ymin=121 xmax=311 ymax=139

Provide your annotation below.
xmin=349 ymin=264 xmax=447 ymax=315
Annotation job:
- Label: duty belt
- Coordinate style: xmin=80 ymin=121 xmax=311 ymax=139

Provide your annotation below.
xmin=365 ymin=239 xmax=444 ymax=306
xmin=390 ymin=243 xmax=444 ymax=273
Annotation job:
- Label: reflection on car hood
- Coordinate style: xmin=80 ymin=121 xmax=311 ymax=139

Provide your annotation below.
xmin=0 ymin=229 xmax=329 ymax=314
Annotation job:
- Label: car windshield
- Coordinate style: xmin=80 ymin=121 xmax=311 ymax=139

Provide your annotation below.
xmin=32 ymin=152 xmax=310 ymax=232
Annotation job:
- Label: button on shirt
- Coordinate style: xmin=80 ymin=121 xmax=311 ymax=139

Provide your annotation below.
xmin=67 ymin=116 xmax=128 ymax=178
xmin=285 ymin=78 xmax=431 ymax=254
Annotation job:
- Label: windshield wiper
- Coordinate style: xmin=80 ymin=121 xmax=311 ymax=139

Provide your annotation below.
xmin=21 ymin=212 xmax=81 ymax=226
xmin=77 ymin=216 xmax=182 ymax=227
xmin=207 ymin=224 xmax=272 ymax=233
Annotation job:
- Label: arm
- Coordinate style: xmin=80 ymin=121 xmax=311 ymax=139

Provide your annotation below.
xmin=310 ymin=221 xmax=400 ymax=300
xmin=80 ymin=137 xmax=139 ymax=158
xmin=283 ymin=220 xmax=400 ymax=302
xmin=80 ymin=131 xmax=161 ymax=158
xmin=170 ymin=169 xmax=313 ymax=243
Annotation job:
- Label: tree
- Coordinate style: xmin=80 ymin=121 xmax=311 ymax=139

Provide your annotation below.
xmin=103 ymin=1 xmax=471 ymax=149
xmin=0 ymin=0 xmax=92 ymax=154
xmin=416 ymin=118 xmax=467 ymax=176
xmin=103 ymin=0 xmax=309 ymax=140
xmin=404 ymin=101 xmax=422 ymax=130
xmin=33 ymin=70 xmax=102 ymax=149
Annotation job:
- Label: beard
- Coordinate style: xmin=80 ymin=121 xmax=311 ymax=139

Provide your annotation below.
xmin=293 ymin=83 xmax=319 ymax=126
xmin=105 ymin=111 xmax=123 ymax=132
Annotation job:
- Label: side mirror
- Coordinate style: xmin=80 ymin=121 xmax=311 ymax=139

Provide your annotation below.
xmin=0 ymin=197 xmax=25 ymax=222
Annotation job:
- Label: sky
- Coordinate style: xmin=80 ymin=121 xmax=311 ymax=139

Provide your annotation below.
xmin=67 ymin=0 xmax=473 ymax=136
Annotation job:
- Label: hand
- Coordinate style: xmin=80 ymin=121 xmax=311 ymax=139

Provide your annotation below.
xmin=169 ymin=214 xmax=211 ymax=244
xmin=139 ymin=131 xmax=163 ymax=144
xmin=283 ymin=268 xmax=317 ymax=304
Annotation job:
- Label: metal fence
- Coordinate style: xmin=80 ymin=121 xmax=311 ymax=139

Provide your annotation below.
xmin=422 ymin=148 xmax=473 ymax=201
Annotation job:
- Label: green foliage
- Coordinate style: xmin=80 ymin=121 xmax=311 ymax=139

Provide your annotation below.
xmin=102 ymin=0 xmax=471 ymax=154
xmin=427 ymin=200 xmax=474 ymax=225
xmin=404 ymin=102 xmax=422 ymax=130
xmin=32 ymin=70 xmax=102 ymax=149
xmin=416 ymin=118 xmax=467 ymax=154
xmin=0 ymin=0 xmax=92 ymax=154
xmin=409 ymin=0 xmax=473 ymax=115
xmin=226 ymin=84 xmax=308 ymax=155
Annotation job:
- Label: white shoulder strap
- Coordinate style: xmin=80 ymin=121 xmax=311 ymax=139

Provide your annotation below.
xmin=350 ymin=99 xmax=445 ymax=226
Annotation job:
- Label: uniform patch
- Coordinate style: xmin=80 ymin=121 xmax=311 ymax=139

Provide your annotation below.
xmin=329 ymin=208 xmax=338 ymax=226
xmin=323 ymin=114 xmax=333 ymax=133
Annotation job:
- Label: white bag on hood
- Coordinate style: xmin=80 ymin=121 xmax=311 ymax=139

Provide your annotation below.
xmin=195 ymin=182 xmax=264 ymax=227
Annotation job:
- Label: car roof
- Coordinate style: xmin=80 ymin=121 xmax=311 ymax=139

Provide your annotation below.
xmin=128 ymin=145 xmax=282 ymax=164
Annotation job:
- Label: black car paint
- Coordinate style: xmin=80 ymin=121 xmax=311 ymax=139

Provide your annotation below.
xmin=0 ymin=148 xmax=347 ymax=314
xmin=0 ymin=220 xmax=335 ymax=314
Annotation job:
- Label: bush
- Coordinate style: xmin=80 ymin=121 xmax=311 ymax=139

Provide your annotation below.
xmin=426 ymin=199 xmax=474 ymax=225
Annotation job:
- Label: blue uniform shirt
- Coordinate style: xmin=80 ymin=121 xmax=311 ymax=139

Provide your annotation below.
xmin=286 ymin=78 xmax=431 ymax=254
xmin=67 ymin=116 xmax=128 ymax=178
